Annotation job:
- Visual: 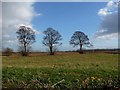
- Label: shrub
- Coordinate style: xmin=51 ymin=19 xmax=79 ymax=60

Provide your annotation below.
xmin=2 ymin=47 xmax=13 ymax=56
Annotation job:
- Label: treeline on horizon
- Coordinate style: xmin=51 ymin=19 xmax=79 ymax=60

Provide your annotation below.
xmin=2 ymin=48 xmax=119 ymax=52
xmin=2 ymin=48 xmax=119 ymax=56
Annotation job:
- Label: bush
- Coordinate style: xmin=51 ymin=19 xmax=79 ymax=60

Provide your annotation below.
xmin=79 ymin=51 xmax=84 ymax=54
xmin=18 ymin=46 xmax=32 ymax=56
xmin=2 ymin=48 xmax=13 ymax=56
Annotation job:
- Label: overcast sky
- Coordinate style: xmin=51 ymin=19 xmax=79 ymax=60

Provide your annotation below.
xmin=1 ymin=0 xmax=119 ymax=52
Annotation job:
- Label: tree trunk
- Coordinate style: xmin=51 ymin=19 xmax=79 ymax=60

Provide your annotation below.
xmin=80 ymin=44 xmax=82 ymax=51
xmin=79 ymin=44 xmax=83 ymax=54
xmin=23 ymin=46 xmax=27 ymax=56
xmin=50 ymin=46 xmax=53 ymax=55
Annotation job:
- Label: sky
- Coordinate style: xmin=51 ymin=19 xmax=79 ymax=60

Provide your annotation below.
xmin=1 ymin=0 xmax=119 ymax=52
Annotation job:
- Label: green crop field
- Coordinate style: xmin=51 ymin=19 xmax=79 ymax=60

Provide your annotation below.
xmin=2 ymin=53 xmax=119 ymax=89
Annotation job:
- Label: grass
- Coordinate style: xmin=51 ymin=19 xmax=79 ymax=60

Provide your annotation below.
xmin=2 ymin=53 xmax=119 ymax=89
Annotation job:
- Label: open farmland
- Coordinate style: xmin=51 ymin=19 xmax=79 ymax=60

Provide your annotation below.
xmin=2 ymin=53 xmax=119 ymax=89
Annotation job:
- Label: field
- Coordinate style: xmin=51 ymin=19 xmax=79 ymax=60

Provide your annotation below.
xmin=2 ymin=52 xmax=119 ymax=89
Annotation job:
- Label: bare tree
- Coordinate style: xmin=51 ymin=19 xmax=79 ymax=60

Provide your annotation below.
xmin=43 ymin=27 xmax=62 ymax=55
xmin=16 ymin=26 xmax=35 ymax=56
xmin=70 ymin=31 xmax=92 ymax=53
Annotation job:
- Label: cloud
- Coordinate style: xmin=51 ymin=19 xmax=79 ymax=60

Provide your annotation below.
xmin=2 ymin=1 xmax=41 ymax=50
xmin=94 ymin=0 xmax=118 ymax=39
xmin=92 ymin=37 xmax=118 ymax=49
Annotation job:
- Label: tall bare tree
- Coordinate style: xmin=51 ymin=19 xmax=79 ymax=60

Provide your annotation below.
xmin=70 ymin=31 xmax=92 ymax=53
xmin=16 ymin=26 xmax=35 ymax=56
xmin=43 ymin=27 xmax=62 ymax=55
